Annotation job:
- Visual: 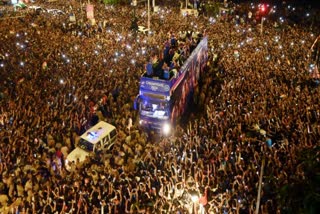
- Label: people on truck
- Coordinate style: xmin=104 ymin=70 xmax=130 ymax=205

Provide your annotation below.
xmin=162 ymin=63 xmax=170 ymax=80
xmin=145 ymin=57 xmax=154 ymax=77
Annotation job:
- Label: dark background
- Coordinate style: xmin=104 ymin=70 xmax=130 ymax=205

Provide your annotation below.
xmin=233 ymin=0 xmax=320 ymax=7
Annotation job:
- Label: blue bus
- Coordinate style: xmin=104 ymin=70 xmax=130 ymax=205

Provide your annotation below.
xmin=134 ymin=36 xmax=208 ymax=135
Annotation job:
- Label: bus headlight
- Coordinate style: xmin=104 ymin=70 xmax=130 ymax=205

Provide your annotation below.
xmin=163 ymin=123 xmax=171 ymax=135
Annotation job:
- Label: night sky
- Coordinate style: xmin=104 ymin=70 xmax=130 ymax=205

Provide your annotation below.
xmin=233 ymin=0 xmax=320 ymax=7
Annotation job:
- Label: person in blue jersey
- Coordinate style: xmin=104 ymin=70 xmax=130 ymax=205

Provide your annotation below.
xmin=145 ymin=57 xmax=154 ymax=77
xmin=162 ymin=63 xmax=170 ymax=80
xmin=170 ymin=32 xmax=177 ymax=48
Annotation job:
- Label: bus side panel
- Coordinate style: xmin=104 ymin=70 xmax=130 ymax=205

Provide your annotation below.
xmin=170 ymin=41 xmax=208 ymax=122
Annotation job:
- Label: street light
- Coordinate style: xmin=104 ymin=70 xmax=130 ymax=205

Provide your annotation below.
xmin=147 ymin=0 xmax=150 ymax=31
xmin=260 ymin=4 xmax=266 ymax=13
xmin=259 ymin=4 xmax=267 ymax=34
xmin=132 ymin=0 xmax=137 ymax=19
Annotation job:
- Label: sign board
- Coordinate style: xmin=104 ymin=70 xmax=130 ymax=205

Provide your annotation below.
xmin=140 ymin=78 xmax=171 ymax=95
xmin=86 ymin=4 xmax=94 ymax=19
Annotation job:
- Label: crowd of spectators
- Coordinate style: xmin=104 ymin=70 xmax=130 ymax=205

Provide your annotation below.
xmin=0 ymin=0 xmax=319 ymax=213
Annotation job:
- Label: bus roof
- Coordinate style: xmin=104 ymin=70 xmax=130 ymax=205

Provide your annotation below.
xmin=80 ymin=121 xmax=116 ymax=145
xmin=139 ymin=37 xmax=208 ymax=96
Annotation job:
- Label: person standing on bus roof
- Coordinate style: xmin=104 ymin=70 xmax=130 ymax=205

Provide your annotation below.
xmin=146 ymin=57 xmax=153 ymax=77
xmin=163 ymin=39 xmax=170 ymax=59
xmin=163 ymin=63 xmax=170 ymax=80
xmin=170 ymin=33 xmax=177 ymax=48
xmin=152 ymin=54 xmax=164 ymax=78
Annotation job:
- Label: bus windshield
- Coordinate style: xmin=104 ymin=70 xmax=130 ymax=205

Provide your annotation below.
xmin=78 ymin=138 xmax=94 ymax=152
xmin=140 ymin=99 xmax=169 ymax=120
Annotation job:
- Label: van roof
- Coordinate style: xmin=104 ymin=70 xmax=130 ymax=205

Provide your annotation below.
xmin=80 ymin=121 xmax=116 ymax=145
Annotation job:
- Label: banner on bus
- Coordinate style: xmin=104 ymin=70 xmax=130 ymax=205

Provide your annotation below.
xmin=86 ymin=4 xmax=94 ymax=19
xmin=140 ymin=78 xmax=171 ymax=95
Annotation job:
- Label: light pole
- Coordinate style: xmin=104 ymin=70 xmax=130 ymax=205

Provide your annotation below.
xmin=147 ymin=0 xmax=150 ymax=31
xmin=259 ymin=4 xmax=266 ymax=35
xmin=260 ymin=16 xmax=265 ymax=34
xmin=133 ymin=0 xmax=137 ymax=19
xmin=255 ymin=158 xmax=265 ymax=214
xmin=80 ymin=0 xmax=83 ymax=23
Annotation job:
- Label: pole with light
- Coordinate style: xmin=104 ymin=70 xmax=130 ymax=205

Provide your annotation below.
xmin=259 ymin=4 xmax=266 ymax=34
xmin=80 ymin=0 xmax=83 ymax=22
xmin=261 ymin=16 xmax=265 ymax=34
xmin=132 ymin=0 xmax=137 ymax=19
xmin=255 ymin=158 xmax=265 ymax=214
xmin=147 ymin=0 xmax=150 ymax=31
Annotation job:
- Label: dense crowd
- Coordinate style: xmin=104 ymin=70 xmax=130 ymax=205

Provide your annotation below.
xmin=0 ymin=0 xmax=319 ymax=213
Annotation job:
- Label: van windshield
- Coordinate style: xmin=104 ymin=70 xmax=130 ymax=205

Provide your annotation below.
xmin=110 ymin=129 xmax=117 ymax=139
xmin=78 ymin=138 xmax=94 ymax=152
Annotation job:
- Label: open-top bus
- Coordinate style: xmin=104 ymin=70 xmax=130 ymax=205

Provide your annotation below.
xmin=134 ymin=36 xmax=208 ymax=135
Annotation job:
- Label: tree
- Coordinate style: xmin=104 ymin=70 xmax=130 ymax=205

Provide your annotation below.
xmin=102 ymin=0 xmax=120 ymax=5
xmin=278 ymin=146 xmax=320 ymax=214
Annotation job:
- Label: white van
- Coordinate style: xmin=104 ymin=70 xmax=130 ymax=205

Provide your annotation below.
xmin=66 ymin=121 xmax=117 ymax=170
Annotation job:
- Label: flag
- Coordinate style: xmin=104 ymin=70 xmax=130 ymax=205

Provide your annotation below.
xmin=86 ymin=4 xmax=94 ymax=19
xmin=311 ymin=65 xmax=320 ymax=79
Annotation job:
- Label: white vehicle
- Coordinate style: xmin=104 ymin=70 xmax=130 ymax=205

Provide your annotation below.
xmin=46 ymin=9 xmax=65 ymax=15
xmin=28 ymin=5 xmax=41 ymax=10
xmin=28 ymin=5 xmax=45 ymax=13
xmin=66 ymin=121 xmax=117 ymax=170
